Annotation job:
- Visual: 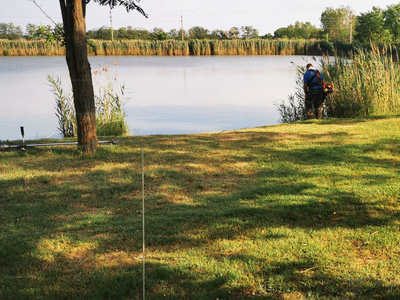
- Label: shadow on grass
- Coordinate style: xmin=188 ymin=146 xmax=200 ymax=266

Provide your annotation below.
xmin=260 ymin=259 xmax=400 ymax=299
xmin=1 ymin=118 xmax=400 ymax=299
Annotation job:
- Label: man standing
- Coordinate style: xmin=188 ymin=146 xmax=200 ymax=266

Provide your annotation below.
xmin=303 ymin=63 xmax=325 ymax=119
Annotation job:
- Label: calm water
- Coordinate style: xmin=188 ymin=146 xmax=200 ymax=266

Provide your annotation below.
xmin=0 ymin=55 xmax=315 ymax=140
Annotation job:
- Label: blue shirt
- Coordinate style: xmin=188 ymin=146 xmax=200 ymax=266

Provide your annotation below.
xmin=303 ymin=68 xmax=324 ymax=90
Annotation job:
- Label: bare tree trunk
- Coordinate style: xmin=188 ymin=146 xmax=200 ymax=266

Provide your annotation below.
xmin=59 ymin=0 xmax=98 ymax=154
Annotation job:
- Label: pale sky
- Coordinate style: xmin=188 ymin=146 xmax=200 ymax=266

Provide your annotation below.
xmin=1 ymin=0 xmax=399 ymax=35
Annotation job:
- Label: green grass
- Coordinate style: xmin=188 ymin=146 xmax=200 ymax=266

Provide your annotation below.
xmin=1 ymin=116 xmax=400 ymax=299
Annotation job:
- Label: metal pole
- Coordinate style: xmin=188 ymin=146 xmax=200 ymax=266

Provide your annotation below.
xmin=110 ymin=9 xmax=114 ymax=42
xmin=349 ymin=17 xmax=353 ymax=44
xmin=181 ymin=15 xmax=184 ymax=42
xmin=20 ymin=126 xmax=25 ymax=144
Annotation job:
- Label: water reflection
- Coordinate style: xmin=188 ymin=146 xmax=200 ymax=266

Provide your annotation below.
xmin=0 ymin=55 xmax=317 ymax=140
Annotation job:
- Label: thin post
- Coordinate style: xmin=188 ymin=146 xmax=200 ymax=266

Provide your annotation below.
xmin=110 ymin=9 xmax=114 ymax=42
xmin=181 ymin=15 xmax=184 ymax=42
xmin=349 ymin=16 xmax=353 ymax=44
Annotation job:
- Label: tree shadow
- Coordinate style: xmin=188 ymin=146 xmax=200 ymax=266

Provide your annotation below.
xmin=1 ymin=119 xmax=400 ymax=298
xmin=260 ymin=259 xmax=400 ymax=299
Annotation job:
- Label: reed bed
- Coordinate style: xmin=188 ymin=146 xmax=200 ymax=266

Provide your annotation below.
xmin=276 ymin=46 xmax=400 ymax=122
xmin=323 ymin=46 xmax=400 ymax=117
xmin=1 ymin=38 xmax=329 ymax=56
xmin=0 ymin=39 xmax=65 ymax=56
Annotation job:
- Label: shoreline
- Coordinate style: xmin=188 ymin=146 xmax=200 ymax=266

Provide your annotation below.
xmin=0 ymin=38 xmax=340 ymax=56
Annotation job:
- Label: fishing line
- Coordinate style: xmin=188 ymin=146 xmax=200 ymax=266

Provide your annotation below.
xmin=141 ymin=147 xmax=146 ymax=300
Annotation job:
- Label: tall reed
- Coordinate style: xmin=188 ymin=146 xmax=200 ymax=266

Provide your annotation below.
xmin=0 ymin=39 xmax=65 ymax=56
xmin=92 ymin=64 xmax=129 ymax=137
xmin=1 ymin=38 xmax=332 ymax=56
xmin=48 ymin=63 xmax=129 ymax=137
xmin=323 ymin=46 xmax=400 ymax=117
xmin=276 ymin=47 xmax=400 ymax=122
xmin=47 ymin=75 xmax=75 ymax=137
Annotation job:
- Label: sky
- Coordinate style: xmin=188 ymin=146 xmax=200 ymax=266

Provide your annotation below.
xmin=0 ymin=0 xmax=399 ymax=36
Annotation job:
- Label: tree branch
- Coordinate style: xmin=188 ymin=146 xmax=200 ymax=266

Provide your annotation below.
xmin=30 ymin=0 xmax=59 ymax=26
xmin=92 ymin=0 xmax=148 ymax=18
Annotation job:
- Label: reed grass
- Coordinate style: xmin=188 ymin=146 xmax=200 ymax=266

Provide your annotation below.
xmin=48 ymin=64 xmax=129 ymax=138
xmin=276 ymin=46 xmax=400 ymax=122
xmin=92 ymin=65 xmax=129 ymax=137
xmin=323 ymin=46 xmax=400 ymax=117
xmin=1 ymin=38 xmax=331 ymax=56
xmin=47 ymin=75 xmax=76 ymax=137
xmin=0 ymin=39 xmax=65 ymax=56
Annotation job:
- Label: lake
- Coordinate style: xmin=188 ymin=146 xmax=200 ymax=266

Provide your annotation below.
xmin=0 ymin=55 xmax=315 ymax=141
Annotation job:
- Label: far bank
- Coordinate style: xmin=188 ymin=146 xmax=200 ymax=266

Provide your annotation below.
xmin=0 ymin=38 xmax=349 ymax=56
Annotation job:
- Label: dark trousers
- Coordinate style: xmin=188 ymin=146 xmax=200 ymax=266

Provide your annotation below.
xmin=305 ymin=89 xmax=325 ymax=119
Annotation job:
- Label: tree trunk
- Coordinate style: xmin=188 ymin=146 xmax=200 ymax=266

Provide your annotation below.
xmin=59 ymin=0 xmax=98 ymax=154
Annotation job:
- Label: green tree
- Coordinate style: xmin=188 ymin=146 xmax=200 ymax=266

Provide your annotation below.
xmin=168 ymin=28 xmax=186 ymax=40
xmin=57 ymin=0 xmax=147 ymax=154
xmin=261 ymin=33 xmax=274 ymax=39
xmin=320 ymin=6 xmax=355 ymax=42
xmin=0 ymin=23 xmax=8 ymax=39
xmin=240 ymin=26 xmax=259 ymax=39
xmin=229 ymin=27 xmax=240 ymax=39
xmin=0 ymin=22 xmax=23 ymax=40
xmin=125 ymin=27 xmax=151 ymax=40
xmin=209 ymin=29 xmax=229 ymax=39
xmin=295 ymin=22 xmax=322 ymax=39
xmin=25 ymin=23 xmax=38 ymax=39
xmin=88 ymin=26 xmax=112 ymax=40
xmin=168 ymin=28 xmax=179 ymax=39
xmin=188 ymin=26 xmax=209 ymax=39
xmin=384 ymin=4 xmax=400 ymax=43
xmin=274 ymin=22 xmax=321 ymax=39
xmin=274 ymin=26 xmax=293 ymax=39
xmin=115 ymin=26 xmax=128 ymax=39
xmin=355 ymin=7 xmax=392 ymax=44
xmin=34 ymin=24 xmax=62 ymax=42
xmin=151 ymin=27 xmax=169 ymax=40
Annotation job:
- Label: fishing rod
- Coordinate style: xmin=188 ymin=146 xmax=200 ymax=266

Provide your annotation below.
xmin=1 ymin=127 xmax=119 ymax=151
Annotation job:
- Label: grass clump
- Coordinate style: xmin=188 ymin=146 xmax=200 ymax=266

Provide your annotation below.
xmin=92 ymin=65 xmax=129 ymax=137
xmin=48 ymin=63 xmax=129 ymax=138
xmin=1 ymin=117 xmax=400 ymax=299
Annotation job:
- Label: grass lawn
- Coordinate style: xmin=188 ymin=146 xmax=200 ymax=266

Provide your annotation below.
xmin=1 ymin=116 xmax=400 ymax=299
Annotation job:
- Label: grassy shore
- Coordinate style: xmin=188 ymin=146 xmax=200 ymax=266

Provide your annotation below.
xmin=1 ymin=117 xmax=400 ymax=299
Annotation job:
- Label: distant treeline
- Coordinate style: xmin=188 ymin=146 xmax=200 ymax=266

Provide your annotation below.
xmin=3 ymin=4 xmax=400 ymax=46
xmin=0 ymin=38 xmax=356 ymax=56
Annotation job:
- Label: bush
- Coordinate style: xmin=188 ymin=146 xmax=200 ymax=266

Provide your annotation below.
xmin=275 ymin=62 xmax=308 ymax=122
